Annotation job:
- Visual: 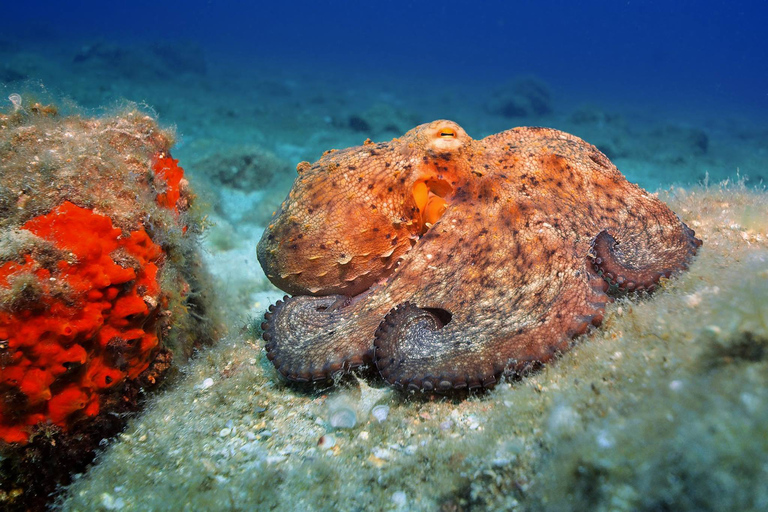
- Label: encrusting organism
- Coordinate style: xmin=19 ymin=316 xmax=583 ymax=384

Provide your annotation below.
xmin=0 ymin=100 xmax=217 ymax=510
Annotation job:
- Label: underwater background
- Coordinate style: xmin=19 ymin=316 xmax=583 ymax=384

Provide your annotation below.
xmin=2 ymin=1 xmax=768 ymax=510
xmin=3 ymin=0 xmax=768 ymax=191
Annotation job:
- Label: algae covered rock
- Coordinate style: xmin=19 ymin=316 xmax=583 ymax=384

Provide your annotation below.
xmin=193 ymin=144 xmax=292 ymax=191
xmin=0 ymin=99 xmax=218 ymax=509
xmin=191 ymin=144 xmax=294 ymax=225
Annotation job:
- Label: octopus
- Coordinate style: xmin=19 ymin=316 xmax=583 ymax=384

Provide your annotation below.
xmin=257 ymin=120 xmax=701 ymax=392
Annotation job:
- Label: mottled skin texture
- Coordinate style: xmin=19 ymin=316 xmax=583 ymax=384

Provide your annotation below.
xmin=258 ymin=121 xmax=701 ymax=392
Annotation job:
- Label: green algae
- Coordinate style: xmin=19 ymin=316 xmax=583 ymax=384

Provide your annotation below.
xmin=60 ymin=181 xmax=768 ymax=511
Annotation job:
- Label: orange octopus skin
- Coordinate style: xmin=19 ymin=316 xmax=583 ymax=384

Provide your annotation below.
xmin=257 ymin=120 xmax=701 ymax=392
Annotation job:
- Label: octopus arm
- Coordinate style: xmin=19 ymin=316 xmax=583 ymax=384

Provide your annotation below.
xmin=372 ymin=207 xmax=611 ymax=392
xmin=262 ymin=294 xmax=379 ymax=382
xmin=486 ymin=126 xmax=702 ymax=293
xmin=587 ymin=192 xmax=702 ymax=291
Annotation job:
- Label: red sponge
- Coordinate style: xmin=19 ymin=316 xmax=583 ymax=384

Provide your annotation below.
xmin=153 ymin=155 xmax=185 ymax=213
xmin=0 ymin=201 xmax=164 ymax=444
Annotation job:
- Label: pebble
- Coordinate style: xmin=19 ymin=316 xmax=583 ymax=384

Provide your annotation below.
xmin=100 ymin=493 xmax=125 ymax=510
xmin=391 ymin=491 xmax=407 ymax=507
xmin=219 ymin=428 xmax=231 ymax=437
xmin=596 ymin=429 xmax=614 ymax=449
xmin=669 ymin=380 xmax=684 ymax=391
xmin=200 ymin=377 xmax=214 ymax=390
xmin=740 ymin=392 xmax=760 ymax=414
xmin=372 ymin=447 xmax=392 ymax=460
xmin=367 ymin=453 xmax=386 ymax=467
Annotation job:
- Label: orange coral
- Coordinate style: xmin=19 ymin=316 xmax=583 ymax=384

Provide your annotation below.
xmin=0 ymin=201 xmax=163 ymax=445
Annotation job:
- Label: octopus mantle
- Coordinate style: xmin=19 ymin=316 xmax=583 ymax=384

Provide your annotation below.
xmin=257 ymin=121 xmax=701 ymax=392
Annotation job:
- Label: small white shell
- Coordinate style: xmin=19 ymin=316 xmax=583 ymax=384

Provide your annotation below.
xmin=317 ymin=434 xmax=336 ymax=449
xmin=329 ymin=406 xmax=357 ymax=429
xmin=8 ymin=93 xmax=22 ymax=111
xmin=371 ymin=404 xmax=390 ymax=423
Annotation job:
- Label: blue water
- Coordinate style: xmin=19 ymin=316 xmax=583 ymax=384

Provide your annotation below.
xmin=2 ymin=1 xmax=767 ymax=188
xmin=5 ymin=1 xmax=767 ymax=112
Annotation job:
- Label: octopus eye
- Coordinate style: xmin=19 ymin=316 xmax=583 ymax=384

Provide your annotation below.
xmin=439 ymin=128 xmax=457 ymax=138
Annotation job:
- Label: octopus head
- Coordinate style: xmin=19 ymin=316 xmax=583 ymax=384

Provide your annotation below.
xmin=257 ymin=120 xmax=474 ymax=297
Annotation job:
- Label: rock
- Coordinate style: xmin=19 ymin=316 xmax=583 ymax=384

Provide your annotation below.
xmin=0 ymin=102 xmax=219 ymax=510
xmin=485 ymin=76 xmax=553 ymax=118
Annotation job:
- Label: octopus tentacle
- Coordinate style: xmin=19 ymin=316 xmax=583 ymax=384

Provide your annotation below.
xmin=374 ymin=269 xmax=610 ymax=393
xmin=373 ymin=302 xmax=496 ymax=392
xmin=589 ymin=223 xmax=701 ymax=292
xmin=262 ymin=295 xmax=373 ymax=382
